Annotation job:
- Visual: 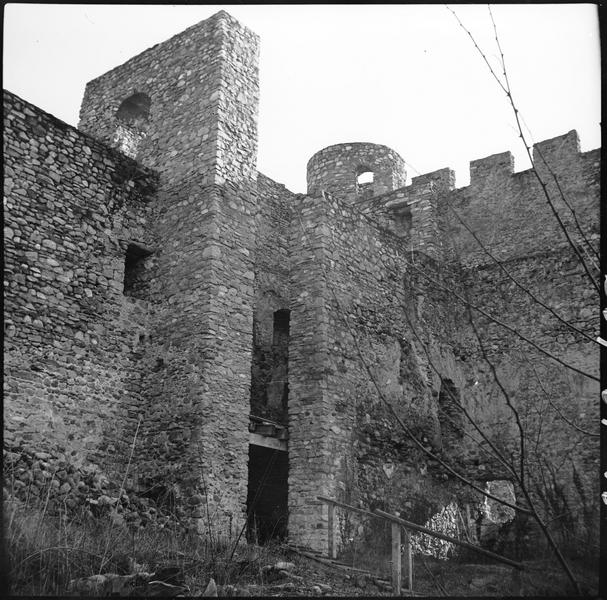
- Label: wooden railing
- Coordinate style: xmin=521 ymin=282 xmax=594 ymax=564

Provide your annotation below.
xmin=317 ymin=496 xmax=524 ymax=596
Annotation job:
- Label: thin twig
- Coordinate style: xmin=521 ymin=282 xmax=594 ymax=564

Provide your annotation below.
xmin=447 ymin=4 xmax=600 ymax=295
xmin=530 ymin=363 xmax=599 ymax=437
xmin=345 ymin=194 xmax=598 ymax=382
xmin=295 ymin=208 xmax=532 ymax=516
xmin=401 ymin=307 xmax=520 ymax=481
xmin=443 ymin=194 xmax=596 ymax=344
xmin=406 ymin=258 xmax=598 ymax=381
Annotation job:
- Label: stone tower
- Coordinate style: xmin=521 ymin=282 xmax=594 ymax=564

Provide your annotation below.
xmin=78 ymin=10 xmax=260 ymax=533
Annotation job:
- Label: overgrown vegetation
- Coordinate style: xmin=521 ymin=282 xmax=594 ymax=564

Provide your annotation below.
xmin=3 ymin=487 xmax=282 ymax=596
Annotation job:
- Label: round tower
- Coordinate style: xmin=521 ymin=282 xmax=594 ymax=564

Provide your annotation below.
xmin=306 ymin=142 xmax=406 ymax=201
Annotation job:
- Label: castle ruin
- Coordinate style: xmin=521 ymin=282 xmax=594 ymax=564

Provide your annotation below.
xmin=4 ymin=11 xmax=600 ymax=556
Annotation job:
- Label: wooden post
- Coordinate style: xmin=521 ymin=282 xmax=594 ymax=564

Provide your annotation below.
xmin=391 ymin=522 xmax=401 ymax=595
xmin=327 ymin=503 xmax=336 ymax=559
xmin=405 ymin=529 xmax=413 ymax=592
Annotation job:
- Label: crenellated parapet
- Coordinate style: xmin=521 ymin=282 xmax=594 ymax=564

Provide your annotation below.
xmin=354 ymin=129 xmax=598 ymax=264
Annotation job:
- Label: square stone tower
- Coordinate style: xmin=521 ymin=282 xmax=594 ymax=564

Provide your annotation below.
xmin=78 ymin=10 xmax=260 ymax=533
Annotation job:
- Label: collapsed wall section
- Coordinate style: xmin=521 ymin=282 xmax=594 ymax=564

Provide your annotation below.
xmin=4 ymin=91 xmax=158 ymax=505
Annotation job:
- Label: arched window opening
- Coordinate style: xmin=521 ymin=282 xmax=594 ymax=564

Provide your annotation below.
xmin=356 ymin=166 xmax=375 ymax=199
xmin=116 ymin=93 xmax=151 ymax=125
xmin=113 ymin=92 xmax=151 ymax=159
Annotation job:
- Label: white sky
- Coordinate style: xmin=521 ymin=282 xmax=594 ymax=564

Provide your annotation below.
xmin=3 ymin=4 xmax=601 ymax=192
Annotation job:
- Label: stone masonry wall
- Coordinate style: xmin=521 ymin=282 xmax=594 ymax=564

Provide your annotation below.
xmin=3 ymin=4 xmax=599 ymax=559
xmin=76 ymin=10 xmax=261 ymax=533
xmin=287 ymin=189 xmax=474 ymax=552
xmin=4 ymin=10 xmax=261 ymax=536
xmin=443 ymin=130 xmax=599 ymax=267
xmin=307 ymin=143 xmax=406 ymax=202
xmin=4 ymin=91 xmax=158 ymax=508
xmin=288 ymin=129 xmax=599 ymax=555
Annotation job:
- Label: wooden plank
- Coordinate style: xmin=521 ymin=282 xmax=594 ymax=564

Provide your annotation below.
xmin=405 ymin=529 xmax=413 ymax=592
xmin=391 ymin=523 xmax=402 ymax=595
xmin=288 ymin=548 xmax=373 ymax=574
xmin=327 ymin=503 xmax=336 ymax=559
xmin=248 ymin=432 xmax=287 ymax=451
xmin=375 ymin=509 xmax=524 ymax=570
xmin=254 ymin=423 xmax=276 ymax=436
xmin=316 ymin=496 xmax=380 ymax=522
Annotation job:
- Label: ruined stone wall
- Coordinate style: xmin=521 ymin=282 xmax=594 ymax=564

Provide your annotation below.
xmin=444 ymin=131 xmax=599 ymax=267
xmin=78 ymin=10 xmax=259 ymax=187
xmin=4 ymin=10 xmax=261 ymax=534
xmin=4 ymin=91 xmax=158 ymax=506
xmin=288 ymin=129 xmax=599 ymax=555
xmin=250 ymin=174 xmax=295 ymax=422
xmin=76 ymin=10 xmax=261 ymax=532
xmin=433 ymin=133 xmax=601 ymax=551
xmin=287 ymin=189 xmax=474 ymax=552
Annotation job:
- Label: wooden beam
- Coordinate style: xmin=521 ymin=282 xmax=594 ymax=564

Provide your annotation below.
xmin=391 ymin=523 xmax=402 ymax=595
xmin=327 ymin=503 xmax=336 ymax=559
xmin=375 ymin=509 xmax=524 ymax=570
xmin=404 ymin=529 xmax=413 ymax=592
xmin=249 ymin=432 xmax=287 ymax=451
xmin=316 ymin=496 xmax=380 ymax=522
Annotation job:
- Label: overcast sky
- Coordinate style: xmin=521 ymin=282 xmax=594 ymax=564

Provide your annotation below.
xmin=3 ymin=4 xmax=601 ymax=192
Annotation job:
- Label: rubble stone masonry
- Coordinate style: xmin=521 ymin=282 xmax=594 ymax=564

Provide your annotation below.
xmin=3 ymin=10 xmax=600 ymax=557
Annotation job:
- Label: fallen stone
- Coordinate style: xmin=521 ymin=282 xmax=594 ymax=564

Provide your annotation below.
xmin=202 ymin=578 xmax=217 ymax=597
xmin=67 ymin=572 xmax=154 ymax=596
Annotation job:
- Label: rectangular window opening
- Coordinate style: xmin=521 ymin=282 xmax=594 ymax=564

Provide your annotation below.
xmin=123 ymin=243 xmax=152 ymax=297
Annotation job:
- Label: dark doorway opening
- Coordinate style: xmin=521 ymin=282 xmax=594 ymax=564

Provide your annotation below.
xmin=246 ymin=445 xmax=288 ymax=544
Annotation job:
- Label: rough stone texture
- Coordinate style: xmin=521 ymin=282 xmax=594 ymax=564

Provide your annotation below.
xmin=307 ymin=143 xmax=406 ymax=202
xmin=290 ymin=134 xmax=598 ymax=554
xmin=250 ymin=174 xmax=294 ymax=423
xmin=3 ymin=10 xmax=599 ymax=560
xmin=4 ymin=90 xmax=157 ymax=489
xmin=5 ymin=10 xmax=260 ymax=536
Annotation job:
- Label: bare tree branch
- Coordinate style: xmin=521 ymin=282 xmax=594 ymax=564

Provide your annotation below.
xmin=295 ymin=209 xmax=534 ymax=516
xmin=446 ymin=4 xmax=600 ymax=295
xmin=530 ymin=363 xmax=599 ymax=438
xmin=405 ymin=258 xmax=598 ymax=382
xmin=442 ymin=194 xmax=597 ymax=344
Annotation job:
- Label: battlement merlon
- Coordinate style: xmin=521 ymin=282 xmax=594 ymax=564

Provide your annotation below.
xmin=532 ymin=129 xmax=581 ymax=170
xmin=469 ymin=151 xmax=514 ymax=186
xmin=408 ymin=130 xmax=590 ymax=194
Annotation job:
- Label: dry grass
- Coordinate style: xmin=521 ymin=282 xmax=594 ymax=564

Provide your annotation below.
xmin=3 ymin=490 xmax=285 ymax=596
